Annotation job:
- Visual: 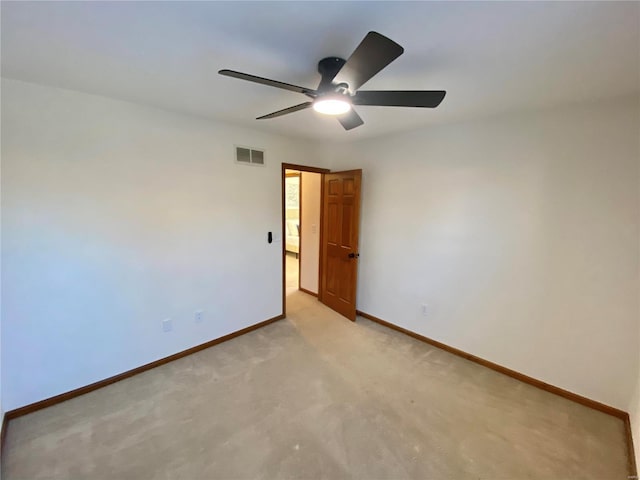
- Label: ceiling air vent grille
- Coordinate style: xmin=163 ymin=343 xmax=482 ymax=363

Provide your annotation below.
xmin=235 ymin=146 xmax=265 ymax=166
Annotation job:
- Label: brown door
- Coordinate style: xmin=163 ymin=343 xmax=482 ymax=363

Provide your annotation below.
xmin=320 ymin=170 xmax=362 ymax=321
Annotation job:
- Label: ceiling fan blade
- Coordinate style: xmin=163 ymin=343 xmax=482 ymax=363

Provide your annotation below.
xmin=219 ymin=70 xmax=316 ymax=97
xmin=337 ymin=109 xmax=364 ymax=131
xmin=332 ymin=32 xmax=404 ymax=92
xmin=353 ymin=90 xmax=446 ymax=108
xmin=256 ymin=102 xmax=313 ymax=120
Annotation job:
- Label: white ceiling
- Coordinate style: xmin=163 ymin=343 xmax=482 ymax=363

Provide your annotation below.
xmin=2 ymin=1 xmax=638 ymax=141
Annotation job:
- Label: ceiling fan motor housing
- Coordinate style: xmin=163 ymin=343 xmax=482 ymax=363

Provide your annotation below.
xmin=317 ymin=57 xmax=347 ymax=91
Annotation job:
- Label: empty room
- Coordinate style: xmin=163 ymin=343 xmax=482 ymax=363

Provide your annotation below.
xmin=1 ymin=1 xmax=639 ymax=479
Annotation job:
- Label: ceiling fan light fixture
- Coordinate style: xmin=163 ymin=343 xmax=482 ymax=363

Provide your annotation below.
xmin=219 ymin=32 xmax=446 ymax=130
xmin=313 ymin=95 xmax=352 ymax=115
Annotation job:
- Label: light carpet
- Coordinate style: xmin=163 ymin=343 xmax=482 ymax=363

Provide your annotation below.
xmin=2 ymin=290 xmax=629 ymax=479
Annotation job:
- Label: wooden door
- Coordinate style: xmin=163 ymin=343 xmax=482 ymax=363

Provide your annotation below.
xmin=320 ymin=170 xmax=362 ymax=321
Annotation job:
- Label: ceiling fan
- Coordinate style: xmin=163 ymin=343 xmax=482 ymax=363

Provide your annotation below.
xmin=218 ymin=31 xmax=446 ymax=131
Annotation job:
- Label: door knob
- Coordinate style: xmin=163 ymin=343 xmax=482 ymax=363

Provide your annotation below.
xmin=348 ymin=253 xmax=360 ymax=259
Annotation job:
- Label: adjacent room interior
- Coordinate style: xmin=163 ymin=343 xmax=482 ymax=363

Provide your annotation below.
xmin=284 ymin=167 xmax=322 ymax=301
xmin=285 ymin=170 xmax=301 ymax=293
xmin=1 ymin=2 xmax=639 ymax=479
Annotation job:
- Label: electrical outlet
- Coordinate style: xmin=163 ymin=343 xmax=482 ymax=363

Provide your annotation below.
xmin=162 ymin=318 xmax=172 ymax=332
xmin=421 ymin=304 xmax=428 ymax=317
xmin=195 ymin=310 xmax=204 ymax=323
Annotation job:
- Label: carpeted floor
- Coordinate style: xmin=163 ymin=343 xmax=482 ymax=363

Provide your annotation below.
xmin=2 ymin=290 xmax=629 ymax=479
xmin=285 ymin=253 xmax=298 ymax=295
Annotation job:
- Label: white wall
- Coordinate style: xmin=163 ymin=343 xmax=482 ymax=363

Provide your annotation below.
xmin=631 ymin=356 xmax=640 ymax=467
xmin=0 ymin=156 xmax=3 ymax=425
xmin=0 ymin=78 xmax=325 ymax=411
xmin=631 ymin=200 xmax=640 ymax=465
xmin=0 ymin=76 xmax=4 ymax=475
xmin=300 ymin=172 xmax=321 ymax=294
xmin=326 ymin=98 xmax=640 ymax=410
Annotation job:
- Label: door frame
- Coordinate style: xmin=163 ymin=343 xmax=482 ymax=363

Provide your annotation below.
xmin=281 ymin=163 xmax=330 ymax=317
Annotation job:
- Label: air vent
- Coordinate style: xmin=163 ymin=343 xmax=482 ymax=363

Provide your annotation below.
xmin=235 ymin=146 xmax=265 ymax=166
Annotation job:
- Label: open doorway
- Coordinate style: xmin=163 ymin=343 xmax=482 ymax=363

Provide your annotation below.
xmin=282 ymin=163 xmax=328 ymax=315
xmin=284 ymin=170 xmax=300 ymax=295
xmin=281 ymin=163 xmax=363 ymax=320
